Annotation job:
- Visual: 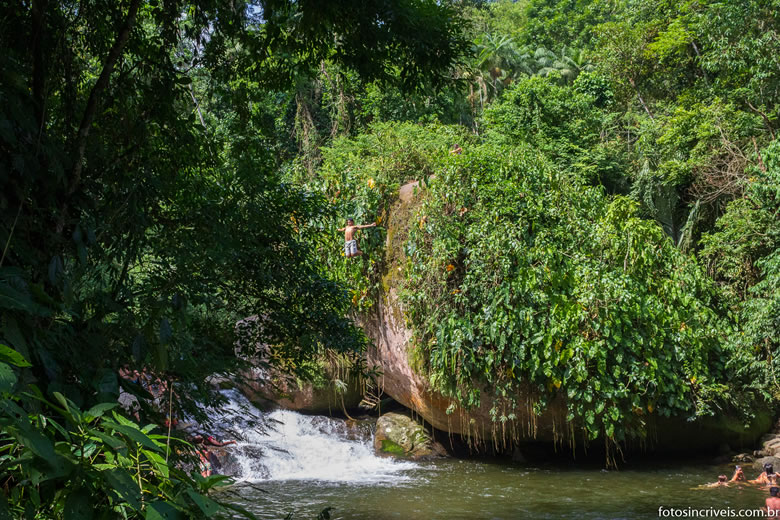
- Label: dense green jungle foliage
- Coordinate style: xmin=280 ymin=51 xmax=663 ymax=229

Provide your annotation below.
xmin=0 ymin=0 xmax=464 ymax=516
xmin=304 ymin=0 xmax=780 ymax=449
xmin=1 ymin=0 xmax=780 ymax=515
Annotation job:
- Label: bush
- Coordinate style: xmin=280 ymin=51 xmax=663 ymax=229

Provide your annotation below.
xmin=702 ymin=141 xmax=780 ymax=400
xmin=401 ymin=143 xmax=734 ymax=442
xmin=312 ymin=121 xmax=472 ymax=310
xmin=0 ymin=346 xmax=251 ymax=519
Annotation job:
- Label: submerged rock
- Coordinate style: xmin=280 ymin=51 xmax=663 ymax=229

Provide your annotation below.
xmin=208 ymin=446 xmax=243 ymax=477
xmin=732 ymin=453 xmax=754 ymax=463
xmin=344 ymin=417 xmax=377 ymax=442
xmin=373 ymin=412 xmax=447 ymax=460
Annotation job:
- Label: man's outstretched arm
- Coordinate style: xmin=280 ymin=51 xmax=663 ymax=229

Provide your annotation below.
xmin=337 ymin=227 xmax=346 ymax=232
xmin=357 ymin=223 xmax=377 ymax=229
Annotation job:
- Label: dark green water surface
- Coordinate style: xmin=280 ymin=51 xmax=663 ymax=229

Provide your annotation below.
xmin=225 ymin=459 xmax=771 ymax=519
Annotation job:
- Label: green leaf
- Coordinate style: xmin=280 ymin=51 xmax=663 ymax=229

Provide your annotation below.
xmin=24 ymin=447 xmax=72 ymax=483
xmin=0 ymin=362 xmax=17 ymax=393
xmin=186 ymin=489 xmax=220 ymax=517
xmin=142 ymin=449 xmax=169 ymax=478
xmin=102 ymin=468 xmax=142 ymax=509
xmin=64 ymin=489 xmax=91 ymax=520
xmin=200 ymin=474 xmax=233 ymax=489
xmin=112 ymin=410 xmax=138 ymax=427
xmin=15 ymin=423 xmax=57 ymax=461
xmin=52 ymin=391 xmax=70 ymax=410
xmin=0 ymin=344 xmax=31 ymax=367
xmin=84 ymin=403 xmax=118 ymax=422
xmin=145 ymin=501 xmax=183 ymax=520
xmin=105 ymin=422 xmax=162 ymax=452
xmin=45 ymin=417 xmax=72 ymax=443
xmin=0 ymin=492 xmax=11 ymax=520
xmin=51 ymin=391 xmax=80 ymax=425
xmin=73 ymin=442 xmax=98 ymax=458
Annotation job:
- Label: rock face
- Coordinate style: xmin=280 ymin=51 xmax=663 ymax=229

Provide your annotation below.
xmin=235 ymin=316 xmax=364 ymax=414
xmin=757 ymin=431 xmax=780 ymax=459
xmin=754 ymin=456 xmax=780 ymax=473
xmin=361 ymin=186 xmax=568 ymax=445
xmin=240 ymin=370 xmax=364 ymax=414
xmin=208 ymin=446 xmax=243 ymax=477
xmin=363 ymin=287 xmax=572 ymax=444
xmin=360 ymin=179 xmax=773 ymax=453
xmin=750 ymin=421 xmax=780 ymax=470
xmin=373 ymin=412 xmax=447 ymax=460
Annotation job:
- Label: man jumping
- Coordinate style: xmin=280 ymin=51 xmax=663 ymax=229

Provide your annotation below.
xmin=338 ymin=218 xmax=376 ymax=258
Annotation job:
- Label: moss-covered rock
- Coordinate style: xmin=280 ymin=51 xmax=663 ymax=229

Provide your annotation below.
xmin=373 ymin=412 xmax=447 ymax=460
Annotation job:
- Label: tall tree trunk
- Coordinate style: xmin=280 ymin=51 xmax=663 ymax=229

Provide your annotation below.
xmin=629 ymin=77 xmax=654 ymax=120
xmin=690 ymin=40 xmax=710 ymax=86
xmin=57 ymin=0 xmax=142 ymax=233
xmin=31 ymin=0 xmax=49 ymax=133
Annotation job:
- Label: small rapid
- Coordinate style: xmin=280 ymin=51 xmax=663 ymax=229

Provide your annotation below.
xmin=206 ymin=390 xmax=418 ymax=483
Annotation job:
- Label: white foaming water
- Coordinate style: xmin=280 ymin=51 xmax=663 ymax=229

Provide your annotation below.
xmin=209 ymin=390 xmax=418 ymax=483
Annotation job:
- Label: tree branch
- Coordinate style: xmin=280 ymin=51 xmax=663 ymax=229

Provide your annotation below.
xmin=31 ymin=0 xmax=49 ymax=131
xmin=746 ymin=100 xmax=776 ymax=141
xmin=629 ymin=77 xmax=654 ymax=120
xmin=753 ymin=137 xmax=767 ymax=172
xmin=57 ymin=0 xmax=142 ymax=233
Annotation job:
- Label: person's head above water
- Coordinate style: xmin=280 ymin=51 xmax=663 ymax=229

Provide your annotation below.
xmin=770 ymin=487 xmax=779 ymax=497
xmin=718 ymin=475 xmax=727 ymax=483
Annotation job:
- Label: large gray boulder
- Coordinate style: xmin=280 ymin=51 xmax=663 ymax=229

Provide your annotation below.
xmin=359 ymin=182 xmax=774 ymax=453
xmin=758 ymin=433 xmax=780 ymax=458
xmin=754 ymin=456 xmax=780 ymax=473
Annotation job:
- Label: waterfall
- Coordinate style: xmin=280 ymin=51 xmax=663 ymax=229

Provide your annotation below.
xmin=205 ymin=390 xmax=419 ymax=483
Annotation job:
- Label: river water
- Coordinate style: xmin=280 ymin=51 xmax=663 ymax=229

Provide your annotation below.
xmin=211 ymin=392 xmax=770 ymax=519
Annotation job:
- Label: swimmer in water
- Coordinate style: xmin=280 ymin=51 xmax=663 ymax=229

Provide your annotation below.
xmin=706 ymin=475 xmax=730 ymax=487
xmin=731 ymin=465 xmax=747 ymax=482
xmin=752 ymin=464 xmax=775 ymax=485
xmin=765 ymin=487 xmax=780 ymax=517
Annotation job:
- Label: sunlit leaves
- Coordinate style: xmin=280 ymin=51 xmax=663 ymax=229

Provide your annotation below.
xmin=402 ymin=141 xmax=730 ymax=441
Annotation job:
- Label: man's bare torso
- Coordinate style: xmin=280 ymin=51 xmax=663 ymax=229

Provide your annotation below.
xmin=343 ymin=225 xmax=358 ymax=241
xmin=766 ymin=496 xmax=780 ymax=516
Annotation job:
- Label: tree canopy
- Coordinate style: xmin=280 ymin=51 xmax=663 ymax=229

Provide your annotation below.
xmin=2 ymin=0 xmax=780 ymax=514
